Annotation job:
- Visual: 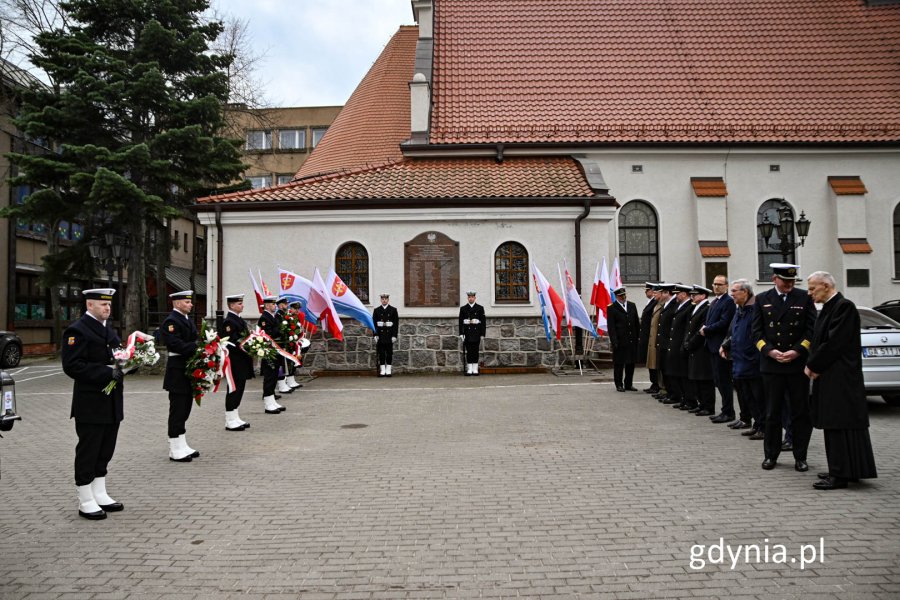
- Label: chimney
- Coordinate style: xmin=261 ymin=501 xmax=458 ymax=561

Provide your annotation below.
xmin=409 ymin=72 xmax=430 ymax=143
xmin=411 ymin=0 xmax=433 ymax=39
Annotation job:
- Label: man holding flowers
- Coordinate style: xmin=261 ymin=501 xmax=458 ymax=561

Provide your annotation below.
xmin=61 ymin=288 xmax=127 ymax=520
xmin=258 ymin=295 xmax=286 ymax=414
xmin=218 ymin=294 xmax=253 ymax=431
xmin=161 ymin=290 xmax=201 ymax=462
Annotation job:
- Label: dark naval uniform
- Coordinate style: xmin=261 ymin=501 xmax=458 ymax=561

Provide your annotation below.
xmin=459 ymin=301 xmax=487 ymax=373
xmin=663 ymin=298 xmax=692 ymax=405
xmin=639 ymin=291 xmax=658 ymax=391
xmin=607 ymin=297 xmax=640 ymax=391
xmin=218 ymin=310 xmax=254 ymax=412
xmin=752 ymin=285 xmax=816 ymax=466
xmin=654 ymin=295 xmax=678 ymax=400
xmin=161 ymin=309 xmax=198 ymax=439
xmin=61 ymin=313 xmax=123 ymax=488
xmin=258 ymin=309 xmax=280 ymax=398
xmin=373 ymin=303 xmax=400 ymax=368
xmin=684 ymin=299 xmax=714 ymax=413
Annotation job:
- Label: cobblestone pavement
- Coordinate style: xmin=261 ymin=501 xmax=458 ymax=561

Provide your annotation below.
xmin=0 ymin=359 xmax=898 ymax=599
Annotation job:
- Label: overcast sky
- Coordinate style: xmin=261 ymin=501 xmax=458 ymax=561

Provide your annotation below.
xmin=211 ymin=0 xmax=414 ymax=107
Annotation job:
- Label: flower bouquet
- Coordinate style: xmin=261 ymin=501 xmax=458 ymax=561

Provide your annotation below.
xmin=186 ymin=321 xmax=233 ymax=406
xmin=102 ymin=331 xmax=160 ymax=395
xmin=239 ymin=327 xmax=279 ymax=362
xmin=280 ymin=312 xmax=304 ymax=357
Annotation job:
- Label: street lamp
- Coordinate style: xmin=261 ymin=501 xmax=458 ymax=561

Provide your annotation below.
xmin=757 ymin=199 xmax=811 ymax=262
xmin=87 ymin=226 xmax=130 ymax=320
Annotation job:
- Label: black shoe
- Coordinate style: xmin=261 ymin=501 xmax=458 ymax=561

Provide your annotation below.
xmin=817 ymin=472 xmax=830 ymax=479
xmin=731 ymin=420 xmax=752 ymax=430
xmin=695 ymin=410 xmax=714 ymax=416
xmin=710 ymin=414 xmax=734 ymax=423
xmin=761 ymin=458 xmax=777 ymax=470
xmin=643 ymin=386 xmax=659 ymax=394
xmin=226 ymin=424 xmax=247 ymax=431
xmin=274 ymin=394 xmax=282 ymax=400
xmin=99 ymin=502 xmax=124 ymax=512
xmin=661 ymin=398 xmax=679 ymax=405
xmin=79 ymin=509 xmax=107 ymax=520
xmin=378 ymin=373 xmax=385 ymax=377
xmin=265 ymin=409 xmax=281 ymax=414
xmin=741 ymin=428 xmax=758 ymax=436
xmin=813 ymin=476 xmax=848 ymax=490
xmin=748 ymin=430 xmax=765 ymax=440
xmin=782 ymin=441 xmax=793 ymax=451
xmin=289 ymin=384 xmax=303 ymax=389
xmin=616 ymin=386 xmax=625 ymax=392
xmin=653 ymin=393 xmax=667 ymax=400
xmin=170 ymin=455 xmax=192 ymax=462
xmin=795 ymin=460 xmax=808 ymax=472
xmin=625 ymin=387 xmax=638 ymax=392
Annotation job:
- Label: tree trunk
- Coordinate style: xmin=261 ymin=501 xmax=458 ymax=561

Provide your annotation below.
xmin=125 ymin=220 xmax=146 ymax=333
xmin=47 ymin=218 xmax=63 ymax=353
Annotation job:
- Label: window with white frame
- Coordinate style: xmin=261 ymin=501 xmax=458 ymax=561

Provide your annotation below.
xmin=311 ymin=127 xmax=328 ymax=147
xmin=246 ymin=130 xmax=272 ymax=150
xmin=278 ymin=129 xmax=306 ymax=150
xmin=276 ymin=174 xmax=294 ymax=185
xmin=247 ymin=175 xmax=272 ymax=189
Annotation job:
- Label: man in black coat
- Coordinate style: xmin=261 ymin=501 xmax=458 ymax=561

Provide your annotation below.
xmin=61 ymin=288 xmax=126 ymax=520
xmin=683 ymin=285 xmax=714 ymax=414
xmin=258 ymin=295 xmax=286 ymax=414
xmin=373 ymin=293 xmax=400 ymax=377
xmin=607 ymin=287 xmax=640 ymax=392
xmin=804 ymin=271 xmax=877 ymax=490
xmin=751 ymin=263 xmax=817 ymax=473
xmin=161 ymin=290 xmax=200 ymax=462
xmin=653 ymin=284 xmax=677 ymax=401
xmin=274 ymin=297 xmax=295 ymax=395
xmin=662 ymin=284 xmax=693 ymax=405
xmin=638 ymin=283 xmax=659 ymax=392
xmin=702 ymin=274 xmax=737 ymax=423
xmin=459 ymin=290 xmax=487 ymax=375
xmin=218 ymin=294 xmax=253 ymax=431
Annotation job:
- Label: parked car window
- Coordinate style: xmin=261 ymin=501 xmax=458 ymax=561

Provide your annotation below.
xmin=859 ymin=307 xmax=900 ymax=329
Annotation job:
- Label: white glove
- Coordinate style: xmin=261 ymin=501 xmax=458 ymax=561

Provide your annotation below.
xmin=459 ymin=335 xmax=465 ymax=341
xmin=463 ymin=319 xmax=471 ymax=325
xmin=391 ymin=337 xmax=397 ymax=343
xmin=373 ymin=336 xmax=378 ymax=342
xmin=376 ymin=321 xmax=384 ymax=327
xmin=471 ymin=319 xmax=480 ymax=325
xmin=385 ymin=321 xmax=393 ymax=327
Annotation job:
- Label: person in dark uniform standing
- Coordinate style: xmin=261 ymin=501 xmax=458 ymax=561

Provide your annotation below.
xmin=683 ymin=285 xmax=714 ymax=414
xmin=804 ymin=271 xmax=877 ymax=490
xmin=662 ymin=284 xmax=693 ymax=406
xmin=161 ymin=290 xmax=200 ymax=462
xmin=61 ymin=288 xmax=126 ymax=520
xmin=285 ymin=301 xmax=305 ymax=390
xmin=702 ymin=274 xmax=737 ymax=423
xmin=639 ymin=283 xmax=659 ymax=393
xmin=258 ymin=295 xmax=286 ymax=414
xmin=653 ymin=284 xmax=677 ymax=401
xmin=459 ymin=290 xmax=487 ymax=375
xmin=607 ymin=287 xmax=640 ymax=392
xmin=751 ymin=263 xmax=817 ymax=473
xmin=217 ymin=294 xmax=252 ymax=431
xmin=274 ymin=296 xmax=294 ymax=395
xmin=372 ymin=293 xmax=399 ymax=377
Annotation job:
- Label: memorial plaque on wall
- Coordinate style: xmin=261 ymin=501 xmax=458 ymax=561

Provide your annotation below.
xmin=405 ymin=231 xmax=460 ymax=307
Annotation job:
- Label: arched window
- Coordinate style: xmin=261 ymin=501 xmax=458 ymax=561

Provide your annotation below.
xmin=618 ymin=200 xmax=659 ymax=283
xmin=494 ymin=241 xmax=529 ymax=303
xmin=894 ymin=204 xmax=900 ymax=279
xmin=335 ymin=242 xmax=369 ymax=303
xmin=757 ymin=199 xmax=796 ymax=280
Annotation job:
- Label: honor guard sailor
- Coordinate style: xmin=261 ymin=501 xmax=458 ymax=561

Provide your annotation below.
xmin=61 ymin=288 xmax=127 ymax=520
xmin=274 ymin=296 xmax=294 ymax=395
xmin=285 ymin=301 xmax=305 ymax=389
xmin=607 ymin=287 xmax=640 ymax=392
xmin=160 ymin=290 xmax=201 ymax=462
xmin=258 ymin=295 xmax=286 ymax=414
xmin=372 ymin=293 xmax=399 ymax=376
xmin=458 ymin=291 xmax=487 ymax=375
xmin=217 ymin=294 xmax=252 ymax=431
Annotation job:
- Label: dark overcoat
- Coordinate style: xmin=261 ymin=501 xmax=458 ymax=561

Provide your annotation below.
xmin=218 ymin=311 xmax=255 ymax=381
xmin=638 ymin=297 xmax=657 ymax=363
xmin=258 ymin=310 xmax=280 ymax=367
xmin=664 ymin=300 xmax=692 ymax=376
xmin=655 ymin=298 xmax=677 ymax=367
xmin=607 ymin=300 xmax=640 ymax=364
xmin=751 ymin=287 xmax=817 ymax=374
xmin=685 ymin=302 xmax=714 ymax=381
xmin=459 ymin=303 xmax=487 ymax=343
xmin=807 ymin=293 xmax=869 ymax=430
xmin=373 ymin=304 xmax=400 ymax=342
xmin=161 ymin=310 xmax=198 ymax=394
xmin=61 ymin=314 xmax=123 ymax=424
xmin=703 ymin=294 xmax=735 ymax=354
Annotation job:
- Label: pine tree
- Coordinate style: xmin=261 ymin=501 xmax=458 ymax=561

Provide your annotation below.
xmin=3 ymin=0 xmax=244 ymax=333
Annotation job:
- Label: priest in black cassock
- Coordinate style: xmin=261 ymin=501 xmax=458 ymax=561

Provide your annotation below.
xmin=804 ymin=271 xmax=877 ymax=490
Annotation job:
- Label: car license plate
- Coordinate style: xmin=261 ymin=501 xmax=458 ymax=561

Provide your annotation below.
xmin=863 ymin=346 xmax=900 ymax=357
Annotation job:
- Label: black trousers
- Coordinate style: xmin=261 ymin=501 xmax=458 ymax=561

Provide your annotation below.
xmin=225 ymin=378 xmax=246 ymax=411
xmin=613 ymin=362 xmax=635 ymax=388
xmin=710 ymin=353 xmax=734 ymax=416
xmin=693 ymin=379 xmax=716 ymax=412
xmin=647 ymin=368 xmax=658 ymax=387
xmin=262 ymin=360 xmax=277 ymax=396
xmin=464 ymin=341 xmax=480 ymax=363
xmin=377 ymin=341 xmax=393 ymax=365
xmin=665 ymin=374 xmax=684 ymax=402
xmin=167 ymin=392 xmax=193 ymax=438
xmin=762 ymin=372 xmax=812 ymax=461
xmin=74 ymin=421 xmax=119 ymax=486
xmin=734 ymin=376 xmax=765 ymax=428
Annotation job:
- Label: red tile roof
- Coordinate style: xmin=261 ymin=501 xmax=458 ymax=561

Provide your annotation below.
xmin=828 ymin=176 xmax=868 ymax=195
xmin=199 ymin=157 xmax=594 ymax=204
xmin=698 ymin=241 xmax=731 ymax=258
xmin=430 ymin=0 xmax=900 ymax=144
xmin=295 ymin=26 xmax=418 ymax=179
xmin=691 ymin=178 xmax=727 ymax=197
xmin=838 ymin=238 xmax=873 ymax=254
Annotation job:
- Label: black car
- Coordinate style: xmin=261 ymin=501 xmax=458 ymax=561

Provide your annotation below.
xmin=873 ymin=299 xmax=900 ymax=323
xmin=0 ymin=331 xmax=22 ymax=368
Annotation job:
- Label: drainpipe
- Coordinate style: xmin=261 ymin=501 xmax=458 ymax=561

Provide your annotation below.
xmin=215 ymin=206 xmax=224 ymax=322
xmin=574 ymin=198 xmax=591 ymax=354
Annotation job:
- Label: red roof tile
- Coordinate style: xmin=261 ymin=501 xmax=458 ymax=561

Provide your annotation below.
xmin=199 ymin=157 xmax=594 ymax=204
xmin=828 ymin=176 xmax=868 ymax=195
xmin=698 ymin=241 xmax=731 ymax=258
xmin=296 ymin=26 xmax=418 ymax=179
xmin=838 ymin=238 xmax=873 ymax=254
xmin=691 ymin=178 xmax=727 ymax=197
xmin=430 ymin=0 xmax=900 ymax=144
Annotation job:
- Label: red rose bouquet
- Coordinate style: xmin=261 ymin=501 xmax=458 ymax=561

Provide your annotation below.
xmin=186 ymin=321 xmax=232 ymax=406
